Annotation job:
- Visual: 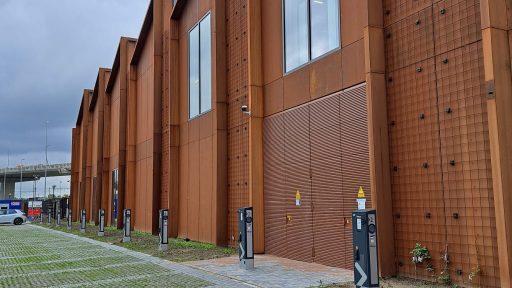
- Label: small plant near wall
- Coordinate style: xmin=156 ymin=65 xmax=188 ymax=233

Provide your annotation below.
xmin=410 ymin=243 xmax=433 ymax=277
xmin=469 ymin=265 xmax=481 ymax=282
xmin=411 ymin=243 xmax=431 ymax=264
xmin=438 ymin=245 xmax=452 ymax=285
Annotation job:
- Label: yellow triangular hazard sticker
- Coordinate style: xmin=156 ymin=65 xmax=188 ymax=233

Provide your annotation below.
xmin=357 ymin=186 xmax=365 ymax=198
xmin=295 ymin=190 xmax=301 ymax=200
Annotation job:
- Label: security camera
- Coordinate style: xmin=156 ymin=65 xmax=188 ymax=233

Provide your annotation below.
xmin=241 ymin=105 xmax=251 ymax=116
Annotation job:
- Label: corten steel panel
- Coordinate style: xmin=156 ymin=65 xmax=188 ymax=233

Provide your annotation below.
xmin=433 ymin=0 xmax=482 ymax=55
xmin=263 ymin=84 xmax=371 ymax=268
xmin=283 ymin=105 xmax=314 ymax=263
xmin=309 ymin=95 xmax=345 ymax=268
xmin=226 ymin=0 xmax=250 ymax=247
xmin=263 ymin=114 xmax=287 ymax=257
xmin=341 ymin=0 xmax=366 ymax=47
xmin=188 ymin=140 xmax=200 ymax=241
xmin=384 ymin=7 xmax=435 ymax=72
xmin=134 ymin=23 xmax=156 ymax=233
xmin=263 ymin=78 xmax=284 ymax=117
xmin=261 ymin=0 xmax=283 ymax=86
xmin=342 ymin=41 xmax=366 ymax=89
xmin=178 ymin=143 xmax=189 ymax=239
xmin=387 ymin=59 xmax=447 ymax=279
xmin=283 ymin=67 xmax=310 ymax=110
xmin=436 ymin=42 xmax=500 ymax=286
xmin=199 ymin=137 xmax=214 ymax=243
xmin=339 ymin=85 xmax=372 ymax=269
xmin=310 ymin=51 xmax=343 ymax=100
xmin=383 ymin=0 xmax=434 ymax=27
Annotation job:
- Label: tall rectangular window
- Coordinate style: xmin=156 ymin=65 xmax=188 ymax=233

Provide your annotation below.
xmin=189 ymin=13 xmax=212 ymax=119
xmin=284 ymin=0 xmax=340 ymax=72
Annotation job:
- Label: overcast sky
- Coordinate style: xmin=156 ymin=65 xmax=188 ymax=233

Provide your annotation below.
xmin=0 ymin=0 xmax=149 ymax=197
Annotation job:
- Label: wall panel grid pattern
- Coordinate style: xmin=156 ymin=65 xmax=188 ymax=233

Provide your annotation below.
xmin=226 ymin=0 xmax=250 ymax=247
xmin=264 ymin=85 xmax=371 ymax=270
xmin=385 ymin=0 xmax=499 ymax=286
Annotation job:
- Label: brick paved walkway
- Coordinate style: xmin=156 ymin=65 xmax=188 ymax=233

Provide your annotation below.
xmin=0 ymin=225 xmax=246 ymax=287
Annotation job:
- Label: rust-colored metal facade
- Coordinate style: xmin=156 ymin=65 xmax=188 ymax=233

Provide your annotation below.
xmin=67 ymin=0 xmax=512 ymax=286
xmin=226 ymin=0 xmax=250 ymax=248
xmin=263 ymin=85 xmax=371 ymax=269
xmin=384 ymin=0 xmax=500 ymax=285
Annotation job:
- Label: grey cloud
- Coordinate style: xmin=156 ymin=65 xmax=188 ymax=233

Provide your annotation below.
xmin=0 ymin=0 xmax=149 ymax=168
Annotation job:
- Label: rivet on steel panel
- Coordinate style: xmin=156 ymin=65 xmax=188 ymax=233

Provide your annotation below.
xmin=442 ymin=58 xmax=449 ymax=64
xmin=419 ymin=113 xmax=425 ymax=120
xmin=416 ymin=67 xmax=423 ymax=73
xmin=449 ymin=160 xmax=456 ymax=166
xmin=452 ymin=212 xmax=459 ymax=219
xmin=415 ymin=19 xmax=421 ymax=25
xmin=445 ymin=107 xmax=452 ymax=114
xmin=422 ymin=162 xmax=429 ymax=169
xmin=385 ymin=9 xmax=390 ymax=15
xmin=390 ymin=121 xmax=396 ymax=127
xmin=440 ymin=8 xmax=446 ymax=15
xmin=425 ymin=212 xmax=431 ymax=219
xmin=388 ymin=76 xmax=393 ymax=82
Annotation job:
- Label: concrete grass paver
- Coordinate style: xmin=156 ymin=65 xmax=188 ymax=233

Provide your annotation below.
xmin=0 ymin=225 xmax=245 ymax=287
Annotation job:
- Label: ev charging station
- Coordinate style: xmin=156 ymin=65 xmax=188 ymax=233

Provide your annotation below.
xmin=123 ymin=209 xmax=131 ymax=242
xmin=98 ymin=209 xmax=105 ymax=237
xmin=238 ymin=207 xmax=254 ymax=269
xmin=352 ymin=209 xmax=379 ymax=288
xmin=67 ymin=209 xmax=72 ymax=230
xmin=47 ymin=209 xmax=52 ymax=224
xmin=80 ymin=209 xmax=86 ymax=233
xmin=159 ymin=209 xmax=169 ymax=251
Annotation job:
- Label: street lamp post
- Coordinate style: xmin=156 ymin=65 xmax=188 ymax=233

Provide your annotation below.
xmin=3 ymin=152 xmax=8 ymax=200
xmin=44 ymin=121 xmax=49 ymax=200
xmin=33 ymin=176 xmax=39 ymax=199
xmin=19 ymin=158 xmax=24 ymax=199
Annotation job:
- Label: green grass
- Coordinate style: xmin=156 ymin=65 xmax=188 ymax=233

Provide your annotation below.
xmin=0 ymin=225 xmax=212 ymax=287
xmin=35 ymin=222 xmax=237 ymax=263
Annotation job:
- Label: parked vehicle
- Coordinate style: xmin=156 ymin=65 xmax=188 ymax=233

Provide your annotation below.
xmin=0 ymin=209 xmax=27 ymax=225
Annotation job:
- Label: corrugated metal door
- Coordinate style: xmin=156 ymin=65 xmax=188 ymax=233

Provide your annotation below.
xmin=310 ymin=95 xmax=345 ymax=268
xmin=264 ymin=84 xmax=370 ymax=268
xmin=283 ymin=106 xmax=314 ymax=262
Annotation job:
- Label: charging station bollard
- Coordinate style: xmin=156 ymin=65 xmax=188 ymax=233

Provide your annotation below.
xmin=47 ymin=209 xmax=52 ymax=224
xmin=80 ymin=209 xmax=86 ymax=233
xmin=352 ymin=209 xmax=379 ymax=288
xmin=98 ymin=209 xmax=105 ymax=237
xmin=159 ymin=209 xmax=169 ymax=251
xmin=56 ymin=206 xmax=61 ymax=226
xmin=123 ymin=209 xmax=131 ymax=242
xmin=40 ymin=213 xmax=44 ymax=224
xmin=238 ymin=207 xmax=254 ymax=269
xmin=67 ymin=209 xmax=72 ymax=230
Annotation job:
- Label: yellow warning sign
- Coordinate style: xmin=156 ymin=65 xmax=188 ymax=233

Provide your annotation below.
xmin=295 ymin=190 xmax=301 ymax=207
xmin=357 ymin=186 xmax=365 ymax=198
